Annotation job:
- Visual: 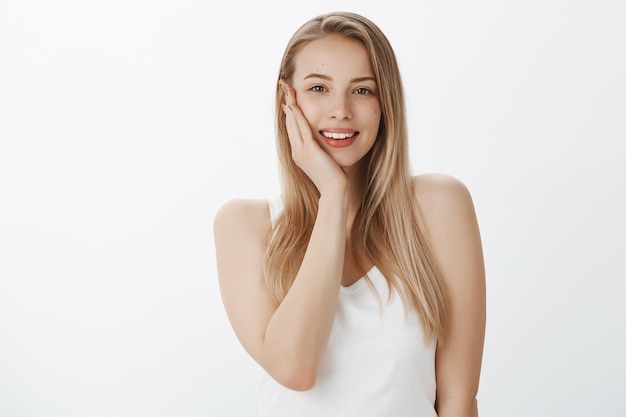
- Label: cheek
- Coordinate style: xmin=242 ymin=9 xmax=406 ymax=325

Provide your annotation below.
xmin=371 ymin=104 xmax=381 ymax=126
xmin=296 ymin=98 xmax=320 ymax=124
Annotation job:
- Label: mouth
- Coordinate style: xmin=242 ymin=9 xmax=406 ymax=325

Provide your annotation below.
xmin=319 ymin=130 xmax=359 ymax=148
xmin=320 ymin=131 xmax=359 ymax=140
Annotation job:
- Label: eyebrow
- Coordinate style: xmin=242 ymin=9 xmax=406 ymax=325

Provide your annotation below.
xmin=303 ymin=73 xmax=377 ymax=84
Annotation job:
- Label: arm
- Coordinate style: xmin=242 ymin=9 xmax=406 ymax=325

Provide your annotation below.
xmin=413 ymin=174 xmax=486 ymax=417
xmin=214 ymin=83 xmax=348 ymax=391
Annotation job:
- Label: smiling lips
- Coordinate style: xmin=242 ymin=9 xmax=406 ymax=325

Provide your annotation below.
xmin=321 ymin=131 xmax=356 ymax=139
xmin=320 ymin=130 xmax=359 ymax=148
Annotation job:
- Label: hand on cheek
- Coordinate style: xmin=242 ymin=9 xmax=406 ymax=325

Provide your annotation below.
xmin=279 ymin=80 xmax=347 ymax=194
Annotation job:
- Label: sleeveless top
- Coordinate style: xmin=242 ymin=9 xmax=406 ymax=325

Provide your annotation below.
xmin=258 ymin=196 xmax=437 ymax=417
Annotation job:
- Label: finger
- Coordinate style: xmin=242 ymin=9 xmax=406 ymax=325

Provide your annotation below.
xmin=281 ymin=84 xmax=306 ymax=146
xmin=283 ymin=103 xmax=304 ymax=150
xmin=282 ymin=81 xmax=295 ymax=107
xmin=282 ymin=84 xmax=316 ymax=141
xmin=286 ymin=101 xmax=316 ymax=146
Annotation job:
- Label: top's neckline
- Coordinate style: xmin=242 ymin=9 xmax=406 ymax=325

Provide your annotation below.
xmin=340 ymin=265 xmax=381 ymax=294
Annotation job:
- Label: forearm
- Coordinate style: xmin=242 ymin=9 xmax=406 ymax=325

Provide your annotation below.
xmin=263 ymin=190 xmax=348 ymax=385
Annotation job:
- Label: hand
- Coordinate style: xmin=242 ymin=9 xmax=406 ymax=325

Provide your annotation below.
xmin=280 ymin=81 xmax=348 ymax=195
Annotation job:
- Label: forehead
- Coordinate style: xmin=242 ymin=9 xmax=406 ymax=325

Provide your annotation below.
xmin=293 ymin=34 xmax=374 ymax=80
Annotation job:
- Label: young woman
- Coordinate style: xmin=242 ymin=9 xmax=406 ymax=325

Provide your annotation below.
xmin=214 ymin=11 xmax=485 ymax=417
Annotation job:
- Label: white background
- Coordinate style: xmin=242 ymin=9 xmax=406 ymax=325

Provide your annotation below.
xmin=1 ymin=0 xmax=624 ymax=416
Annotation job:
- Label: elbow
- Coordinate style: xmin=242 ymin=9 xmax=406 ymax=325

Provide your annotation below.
xmin=258 ymin=342 xmax=320 ymax=391
xmin=436 ymin=396 xmax=479 ymax=417
xmin=271 ymin=363 xmax=318 ymax=391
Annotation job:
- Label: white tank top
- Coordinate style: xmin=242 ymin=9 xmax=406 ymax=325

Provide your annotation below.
xmin=258 ymin=196 xmax=437 ymax=417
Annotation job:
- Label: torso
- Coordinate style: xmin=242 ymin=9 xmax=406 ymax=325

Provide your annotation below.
xmin=219 ymin=173 xmax=478 ymax=416
xmin=257 ymin=199 xmax=438 ymax=417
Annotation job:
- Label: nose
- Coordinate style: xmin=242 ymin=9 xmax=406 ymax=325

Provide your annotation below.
xmin=328 ymin=93 xmax=352 ymax=120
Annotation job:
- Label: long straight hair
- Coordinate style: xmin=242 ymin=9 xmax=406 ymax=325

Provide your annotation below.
xmin=263 ymin=12 xmax=447 ymax=341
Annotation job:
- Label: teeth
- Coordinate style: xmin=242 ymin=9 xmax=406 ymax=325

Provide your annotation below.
xmin=321 ymin=131 xmax=356 ymax=139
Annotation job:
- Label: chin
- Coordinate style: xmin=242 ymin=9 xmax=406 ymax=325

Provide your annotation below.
xmin=336 ymin=159 xmax=366 ymax=173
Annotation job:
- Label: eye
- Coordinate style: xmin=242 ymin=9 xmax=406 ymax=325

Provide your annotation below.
xmin=354 ymin=87 xmax=373 ymax=95
xmin=309 ymin=85 xmax=327 ymax=93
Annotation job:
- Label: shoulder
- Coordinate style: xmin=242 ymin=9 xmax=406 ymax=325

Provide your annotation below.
xmin=411 ymin=173 xmax=475 ymax=220
xmin=213 ymin=198 xmax=271 ymax=237
xmin=413 ymin=174 xmax=484 ymax=290
xmin=410 ymin=173 xmax=483 ymax=282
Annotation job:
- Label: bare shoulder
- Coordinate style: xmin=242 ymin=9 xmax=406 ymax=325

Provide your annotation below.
xmin=213 ymin=198 xmax=272 ymax=284
xmin=213 ymin=198 xmax=271 ymax=237
xmin=213 ymin=198 xmax=281 ymax=374
xmin=412 ymin=173 xmax=473 ymax=209
xmin=213 ymin=198 xmax=274 ymax=313
xmin=411 ymin=172 xmax=484 ymax=284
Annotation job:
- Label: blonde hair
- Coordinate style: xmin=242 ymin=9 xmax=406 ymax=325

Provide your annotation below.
xmin=263 ymin=12 xmax=447 ymax=341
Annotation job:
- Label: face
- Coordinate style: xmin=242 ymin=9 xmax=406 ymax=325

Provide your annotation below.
xmin=291 ymin=35 xmax=381 ymax=172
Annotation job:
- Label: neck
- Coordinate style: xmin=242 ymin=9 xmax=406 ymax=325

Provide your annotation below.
xmin=342 ymin=161 xmax=368 ymax=227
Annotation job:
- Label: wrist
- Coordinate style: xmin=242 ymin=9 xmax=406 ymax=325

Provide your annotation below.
xmin=318 ymin=175 xmax=349 ymax=196
xmin=318 ymin=184 xmax=349 ymax=213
